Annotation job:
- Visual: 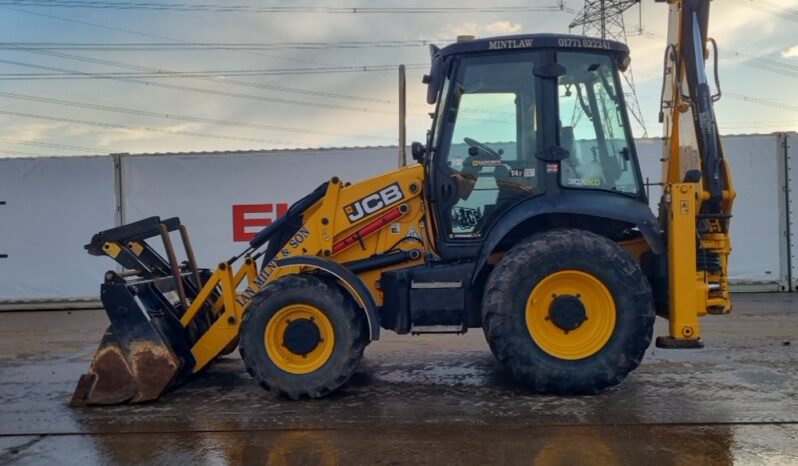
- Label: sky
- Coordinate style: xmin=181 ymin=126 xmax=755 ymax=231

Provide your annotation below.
xmin=0 ymin=0 xmax=797 ymax=157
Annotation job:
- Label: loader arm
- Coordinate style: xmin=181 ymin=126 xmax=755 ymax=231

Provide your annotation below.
xmin=72 ymin=165 xmax=427 ymax=405
xmin=657 ymin=0 xmax=735 ymax=347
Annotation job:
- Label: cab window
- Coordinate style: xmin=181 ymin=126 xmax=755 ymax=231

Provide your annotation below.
xmin=440 ymin=53 xmax=540 ymax=237
xmin=557 ymin=52 xmax=641 ymax=195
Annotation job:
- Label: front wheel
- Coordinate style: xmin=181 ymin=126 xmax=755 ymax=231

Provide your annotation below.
xmin=240 ymin=274 xmax=366 ymax=399
xmin=482 ymin=228 xmax=655 ymax=394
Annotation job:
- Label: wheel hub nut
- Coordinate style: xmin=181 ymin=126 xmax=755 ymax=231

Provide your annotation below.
xmin=548 ymin=295 xmax=587 ymax=332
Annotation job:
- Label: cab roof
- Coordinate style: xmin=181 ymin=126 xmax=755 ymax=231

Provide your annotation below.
xmin=437 ymin=33 xmax=630 ymax=58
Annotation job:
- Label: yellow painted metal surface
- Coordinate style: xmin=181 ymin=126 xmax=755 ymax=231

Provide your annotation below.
xmin=262 ymin=164 xmax=428 ymax=302
xmin=187 ymin=263 xmax=244 ymax=371
xmin=659 ymin=0 xmax=735 ymax=340
xmin=618 ymin=235 xmax=651 ymax=264
xmin=102 ymin=241 xmax=122 ymax=259
xmin=525 ymin=270 xmax=616 ymax=360
xmin=264 ymin=304 xmax=335 ymax=374
xmin=183 ymin=164 xmax=431 ymax=373
xmin=127 ymin=241 xmax=144 ymax=256
xmin=665 ymin=183 xmax=702 ymax=340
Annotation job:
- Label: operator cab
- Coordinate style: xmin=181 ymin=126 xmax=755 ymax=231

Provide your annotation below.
xmin=418 ymin=34 xmax=648 ymax=257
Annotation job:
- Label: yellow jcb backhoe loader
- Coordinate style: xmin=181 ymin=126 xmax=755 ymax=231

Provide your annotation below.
xmin=71 ymin=0 xmax=734 ymax=405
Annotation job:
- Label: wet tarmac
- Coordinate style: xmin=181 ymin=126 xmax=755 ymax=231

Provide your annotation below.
xmin=1 ymin=293 xmax=796 ymax=465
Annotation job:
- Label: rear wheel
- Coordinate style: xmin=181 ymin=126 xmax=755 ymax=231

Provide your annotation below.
xmin=240 ymin=274 xmax=366 ymax=399
xmin=482 ymin=228 xmax=654 ymax=394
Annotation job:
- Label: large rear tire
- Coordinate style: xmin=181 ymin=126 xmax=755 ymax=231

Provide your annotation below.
xmin=482 ymin=228 xmax=654 ymax=394
xmin=240 ymin=274 xmax=366 ymax=399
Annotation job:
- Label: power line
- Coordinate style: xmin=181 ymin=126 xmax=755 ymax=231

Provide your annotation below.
xmin=0 ymin=6 xmax=401 ymax=72
xmin=1 ymin=47 xmax=433 ymax=126
xmin=0 ymin=136 xmax=106 ymax=153
xmin=0 ymin=58 xmax=396 ymax=115
xmin=0 ymin=1 xmax=561 ymax=14
xmin=0 ymin=148 xmax=64 ymax=157
xmin=0 ymin=40 xmax=452 ymax=52
xmin=634 ymin=31 xmax=798 ymax=81
xmin=0 ymin=91 xmax=392 ymax=141
xmin=0 ymin=65 xmax=427 ymax=80
xmin=727 ymin=0 xmax=798 ymax=23
xmin=0 ymin=5 xmax=179 ymax=41
xmin=1 ymin=39 xmax=416 ymax=147
xmin=724 ymin=92 xmax=798 ymax=114
xmin=6 ymin=42 xmax=428 ymax=105
xmin=0 ymin=110 xmax=300 ymax=146
xmin=636 ymin=68 xmax=798 ymax=114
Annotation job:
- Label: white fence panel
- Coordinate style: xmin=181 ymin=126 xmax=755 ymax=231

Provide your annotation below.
xmin=121 ymin=148 xmax=398 ymax=268
xmin=636 ymin=134 xmax=788 ymax=290
xmin=0 ymin=134 xmax=790 ymax=306
xmin=0 ymin=156 xmax=117 ymax=303
xmin=722 ymin=135 xmax=789 ymax=290
xmin=788 ymin=133 xmax=798 ymax=292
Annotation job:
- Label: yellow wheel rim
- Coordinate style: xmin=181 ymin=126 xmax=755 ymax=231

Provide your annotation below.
xmin=265 ymin=304 xmax=335 ymax=374
xmin=525 ymin=270 xmax=616 ymax=360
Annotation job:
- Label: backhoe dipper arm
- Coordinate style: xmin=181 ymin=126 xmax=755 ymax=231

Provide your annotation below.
xmin=656 ymin=0 xmax=735 ymax=348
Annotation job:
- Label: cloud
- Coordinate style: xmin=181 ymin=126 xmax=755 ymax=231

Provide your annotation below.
xmin=438 ymin=20 xmax=523 ymax=40
xmin=4 ymin=0 xmax=798 ymax=154
xmin=94 ymin=123 xmax=200 ymax=147
xmin=484 ymin=20 xmax=524 ymax=35
xmin=782 ymin=45 xmax=798 ymax=58
xmin=0 ymin=122 xmax=64 ymax=142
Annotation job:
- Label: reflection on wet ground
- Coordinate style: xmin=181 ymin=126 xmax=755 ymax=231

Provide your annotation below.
xmin=0 ymin=293 xmax=797 ymax=465
xmin=4 ymin=424 xmax=798 ymax=466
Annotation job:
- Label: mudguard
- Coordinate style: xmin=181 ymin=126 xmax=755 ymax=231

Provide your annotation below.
xmin=274 ymin=256 xmax=381 ymax=341
xmin=472 ymin=191 xmax=663 ymax=284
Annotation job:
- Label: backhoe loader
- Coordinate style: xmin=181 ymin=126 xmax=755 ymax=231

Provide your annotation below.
xmin=71 ymin=0 xmax=734 ymax=405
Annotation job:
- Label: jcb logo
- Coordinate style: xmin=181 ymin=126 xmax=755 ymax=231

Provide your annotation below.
xmin=344 ymin=183 xmax=404 ymax=223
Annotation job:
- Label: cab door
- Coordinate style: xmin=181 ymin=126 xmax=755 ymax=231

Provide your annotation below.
xmin=430 ymin=52 xmax=541 ymax=258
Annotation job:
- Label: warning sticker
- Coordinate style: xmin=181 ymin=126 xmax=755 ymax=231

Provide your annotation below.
xmin=509 ymin=168 xmax=535 ymax=177
xmin=472 ymin=159 xmax=502 ymax=167
xmin=405 ymin=225 xmax=422 ymax=241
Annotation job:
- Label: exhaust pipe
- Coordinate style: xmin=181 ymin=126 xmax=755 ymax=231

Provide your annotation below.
xmin=398 ymin=64 xmax=407 ymax=167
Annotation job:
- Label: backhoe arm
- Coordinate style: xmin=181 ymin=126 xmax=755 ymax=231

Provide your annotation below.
xmin=657 ymin=0 xmax=735 ymax=347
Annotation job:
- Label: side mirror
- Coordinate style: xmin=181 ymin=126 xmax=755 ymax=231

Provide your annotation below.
xmin=411 ymin=141 xmax=427 ymax=163
xmin=426 ymin=45 xmax=442 ymax=104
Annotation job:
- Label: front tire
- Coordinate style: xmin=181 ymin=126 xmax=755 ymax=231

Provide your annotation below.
xmin=240 ymin=274 xmax=366 ymax=399
xmin=482 ymin=228 xmax=655 ymax=394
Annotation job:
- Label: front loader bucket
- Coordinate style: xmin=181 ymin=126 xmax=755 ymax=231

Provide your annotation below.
xmin=70 ymin=216 xmax=210 ymax=406
xmin=70 ymin=279 xmax=195 ymax=406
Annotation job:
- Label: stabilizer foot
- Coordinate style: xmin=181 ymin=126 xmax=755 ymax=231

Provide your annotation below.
xmin=655 ymin=336 xmax=704 ymax=349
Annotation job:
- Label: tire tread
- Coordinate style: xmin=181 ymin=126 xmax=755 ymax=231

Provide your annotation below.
xmin=239 ymin=274 xmax=366 ymax=399
xmin=482 ymin=228 xmax=655 ymax=395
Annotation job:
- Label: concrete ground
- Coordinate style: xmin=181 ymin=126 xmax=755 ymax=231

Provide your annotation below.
xmin=0 ymin=293 xmax=796 ymax=465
